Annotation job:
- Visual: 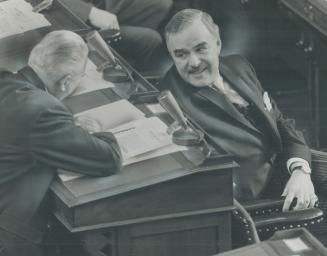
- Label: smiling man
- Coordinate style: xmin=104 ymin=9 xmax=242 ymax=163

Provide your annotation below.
xmin=160 ymin=9 xmax=317 ymax=211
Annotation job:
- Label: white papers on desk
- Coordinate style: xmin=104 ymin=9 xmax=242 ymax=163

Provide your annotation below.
xmin=74 ymin=99 xmax=145 ymax=132
xmin=59 ymin=101 xmax=186 ymax=182
xmin=144 ymin=103 xmax=166 ymax=114
xmin=0 ymin=0 xmax=50 ymax=39
xmin=110 ymin=116 xmax=186 ymax=165
xmin=57 ymin=170 xmax=83 ymax=182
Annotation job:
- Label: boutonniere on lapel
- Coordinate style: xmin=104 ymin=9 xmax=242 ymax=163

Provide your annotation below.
xmin=263 ymin=91 xmax=272 ymax=111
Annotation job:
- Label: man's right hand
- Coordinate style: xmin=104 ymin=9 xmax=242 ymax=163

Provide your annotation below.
xmin=74 ymin=116 xmax=102 ymax=134
xmin=89 ymin=7 xmax=120 ymax=30
xmin=281 ymin=169 xmax=317 ymax=211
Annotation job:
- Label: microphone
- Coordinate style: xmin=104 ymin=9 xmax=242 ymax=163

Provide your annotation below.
xmin=158 ymin=90 xmax=204 ymax=146
xmin=85 ymin=30 xmax=117 ymax=68
xmin=158 ymin=90 xmax=188 ymax=130
xmin=85 ymin=30 xmax=130 ymax=84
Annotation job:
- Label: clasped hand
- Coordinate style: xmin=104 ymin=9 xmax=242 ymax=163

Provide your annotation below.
xmin=89 ymin=7 xmax=120 ymax=30
xmin=282 ymin=169 xmax=317 ymax=211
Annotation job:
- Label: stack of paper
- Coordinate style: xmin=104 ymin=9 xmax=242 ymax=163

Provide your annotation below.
xmin=111 ymin=116 xmax=184 ymax=166
xmin=58 ymin=100 xmax=186 ymax=182
xmin=0 ymin=0 xmax=50 ymax=39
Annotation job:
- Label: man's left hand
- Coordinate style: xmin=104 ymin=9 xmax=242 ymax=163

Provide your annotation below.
xmin=282 ymin=169 xmax=317 ymax=211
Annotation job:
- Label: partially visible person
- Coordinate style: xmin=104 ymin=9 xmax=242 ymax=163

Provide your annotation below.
xmin=160 ymin=9 xmax=317 ymax=211
xmin=61 ymin=0 xmax=173 ymax=70
xmin=0 ymin=30 xmax=121 ymax=256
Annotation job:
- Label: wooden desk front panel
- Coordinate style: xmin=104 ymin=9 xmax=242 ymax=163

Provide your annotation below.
xmin=52 ymin=163 xmax=233 ymax=229
xmin=81 ymin=212 xmax=232 ymax=256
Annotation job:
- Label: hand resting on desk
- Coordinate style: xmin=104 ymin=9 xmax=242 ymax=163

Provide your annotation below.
xmin=74 ymin=115 xmax=103 ymax=133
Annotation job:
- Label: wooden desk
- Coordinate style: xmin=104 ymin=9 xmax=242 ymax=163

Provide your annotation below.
xmin=51 ymin=149 xmax=236 ymax=256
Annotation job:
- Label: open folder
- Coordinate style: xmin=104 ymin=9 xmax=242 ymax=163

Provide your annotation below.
xmin=58 ymin=99 xmax=186 ymax=182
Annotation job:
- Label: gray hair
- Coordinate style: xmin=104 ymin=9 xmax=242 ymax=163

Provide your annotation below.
xmin=28 ymin=30 xmax=88 ymax=81
xmin=164 ymin=9 xmax=220 ymax=42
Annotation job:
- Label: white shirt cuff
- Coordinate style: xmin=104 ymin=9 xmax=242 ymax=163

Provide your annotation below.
xmin=286 ymin=157 xmax=311 ymax=174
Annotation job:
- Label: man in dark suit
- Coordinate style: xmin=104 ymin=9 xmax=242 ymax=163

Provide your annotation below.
xmin=61 ymin=0 xmax=173 ymax=70
xmin=160 ymin=9 xmax=317 ymax=211
xmin=0 ymin=30 xmax=121 ymax=255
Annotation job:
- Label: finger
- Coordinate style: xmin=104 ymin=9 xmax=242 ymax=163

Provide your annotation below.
xmin=98 ymin=22 xmax=110 ymax=30
xmin=111 ymin=22 xmax=119 ymax=30
xmin=283 ymin=192 xmax=295 ymax=212
xmin=304 ymin=195 xmax=311 ymax=208
xmin=114 ymin=20 xmax=120 ymax=30
xmin=107 ymin=23 xmax=114 ymax=29
xmin=294 ymin=195 xmax=306 ymax=210
xmin=301 ymin=192 xmax=311 ymax=209
xmin=309 ymin=194 xmax=318 ymax=208
xmin=281 ymin=186 xmax=288 ymax=197
xmin=112 ymin=15 xmax=119 ymax=29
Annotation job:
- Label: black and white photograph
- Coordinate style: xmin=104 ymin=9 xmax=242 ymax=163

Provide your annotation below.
xmin=0 ymin=0 xmax=327 ymax=255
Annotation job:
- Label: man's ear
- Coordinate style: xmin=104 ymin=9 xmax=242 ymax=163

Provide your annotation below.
xmin=56 ymin=74 xmax=72 ymax=92
xmin=53 ymin=74 xmax=73 ymax=100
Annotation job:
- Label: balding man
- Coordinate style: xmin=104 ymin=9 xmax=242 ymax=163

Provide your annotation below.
xmin=0 ymin=30 xmax=120 ymax=255
xmin=160 ymin=9 xmax=317 ymax=212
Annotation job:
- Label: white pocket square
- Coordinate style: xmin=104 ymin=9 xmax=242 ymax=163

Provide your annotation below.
xmin=263 ymin=91 xmax=272 ymax=111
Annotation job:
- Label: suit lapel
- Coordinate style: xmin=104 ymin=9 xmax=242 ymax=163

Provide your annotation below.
xmin=18 ymin=66 xmax=45 ymax=90
xmin=197 ymin=86 xmax=259 ymax=134
xmin=220 ymin=61 xmax=281 ymax=141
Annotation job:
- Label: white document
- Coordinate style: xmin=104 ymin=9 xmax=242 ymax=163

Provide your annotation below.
xmin=59 ymin=106 xmax=186 ymax=182
xmin=283 ymin=238 xmax=310 ymax=252
xmin=111 ymin=117 xmax=171 ymax=158
xmin=144 ymin=103 xmax=166 ymax=114
xmin=74 ymin=99 xmax=145 ymax=132
xmin=57 ymin=170 xmax=83 ymax=182
xmin=0 ymin=0 xmax=50 ymax=39
xmin=123 ymin=143 xmax=186 ymax=166
xmin=110 ymin=116 xmax=186 ymax=165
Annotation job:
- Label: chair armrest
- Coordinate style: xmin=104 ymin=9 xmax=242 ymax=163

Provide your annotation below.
xmin=232 ymin=199 xmax=324 ymax=245
xmin=253 ymin=207 xmax=323 ymax=228
xmin=242 ymin=199 xmax=284 ymax=216
xmin=253 ymin=207 xmax=323 ymax=240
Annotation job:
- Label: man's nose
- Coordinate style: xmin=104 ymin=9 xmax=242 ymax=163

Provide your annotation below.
xmin=188 ymin=53 xmax=201 ymax=67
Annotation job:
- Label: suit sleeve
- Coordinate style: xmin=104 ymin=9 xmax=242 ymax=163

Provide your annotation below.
xmin=237 ymin=55 xmax=311 ymax=163
xmin=28 ymin=100 xmax=121 ymax=176
xmin=60 ymin=0 xmax=93 ymax=22
xmin=270 ymin=95 xmax=311 ymax=163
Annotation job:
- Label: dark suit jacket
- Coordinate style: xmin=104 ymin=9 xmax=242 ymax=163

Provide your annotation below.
xmin=0 ymin=67 xmax=120 ymax=243
xmin=159 ymin=55 xmax=310 ymax=200
xmin=60 ymin=0 xmax=172 ymax=29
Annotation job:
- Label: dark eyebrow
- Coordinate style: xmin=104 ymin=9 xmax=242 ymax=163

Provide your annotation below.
xmin=173 ymin=42 xmax=208 ymax=55
xmin=194 ymin=42 xmax=208 ymax=49
xmin=173 ymin=49 xmax=188 ymax=55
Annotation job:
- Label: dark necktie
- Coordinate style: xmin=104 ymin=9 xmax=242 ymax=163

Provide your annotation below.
xmin=233 ymin=102 xmax=266 ymax=134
